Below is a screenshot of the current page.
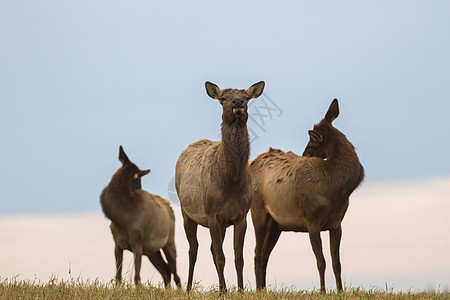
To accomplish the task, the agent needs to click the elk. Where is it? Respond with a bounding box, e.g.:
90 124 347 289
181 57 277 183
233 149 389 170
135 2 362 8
100 146 181 287
250 99 364 293
175 81 265 292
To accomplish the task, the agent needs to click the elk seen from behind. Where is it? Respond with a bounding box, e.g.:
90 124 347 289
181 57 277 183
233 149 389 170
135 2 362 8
100 146 181 287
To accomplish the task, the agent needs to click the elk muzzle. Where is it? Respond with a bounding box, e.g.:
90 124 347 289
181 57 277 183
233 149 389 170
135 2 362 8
233 107 245 114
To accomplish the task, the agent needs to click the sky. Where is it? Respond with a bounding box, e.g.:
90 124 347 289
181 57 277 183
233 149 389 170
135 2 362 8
1 0 449 292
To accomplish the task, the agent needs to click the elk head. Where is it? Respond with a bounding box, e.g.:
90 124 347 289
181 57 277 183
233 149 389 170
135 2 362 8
117 146 150 195
303 98 340 159
205 81 265 125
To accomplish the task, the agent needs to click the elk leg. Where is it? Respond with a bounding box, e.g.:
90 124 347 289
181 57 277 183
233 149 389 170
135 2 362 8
253 211 281 290
209 219 227 293
163 242 181 288
210 227 226 265
134 249 143 285
233 217 247 290
209 227 226 290
260 217 282 289
114 245 123 284
308 227 326 293
329 225 343 292
252 209 268 290
149 251 171 287
183 214 198 292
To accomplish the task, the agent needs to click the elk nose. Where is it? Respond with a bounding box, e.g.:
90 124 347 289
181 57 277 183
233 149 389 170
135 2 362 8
232 99 244 107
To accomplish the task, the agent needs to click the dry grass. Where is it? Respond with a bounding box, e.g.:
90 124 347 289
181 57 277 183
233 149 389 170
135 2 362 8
0 277 448 299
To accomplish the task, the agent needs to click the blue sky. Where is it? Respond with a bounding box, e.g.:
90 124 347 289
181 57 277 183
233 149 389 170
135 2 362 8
1 1 449 216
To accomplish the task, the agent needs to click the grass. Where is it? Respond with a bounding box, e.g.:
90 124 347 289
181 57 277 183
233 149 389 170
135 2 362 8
0 277 448 299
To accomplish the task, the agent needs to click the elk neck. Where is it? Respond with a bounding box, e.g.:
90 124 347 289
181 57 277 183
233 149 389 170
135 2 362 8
217 118 250 181
323 132 365 193
100 174 141 225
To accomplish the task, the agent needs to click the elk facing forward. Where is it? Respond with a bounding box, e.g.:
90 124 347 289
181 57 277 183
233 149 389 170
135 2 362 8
250 99 364 292
175 81 265 292
100 146 181 287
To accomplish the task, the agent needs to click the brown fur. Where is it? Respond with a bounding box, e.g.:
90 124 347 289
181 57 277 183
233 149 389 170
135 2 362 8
250 99 364 293
175 81 265 292
100 146 181 287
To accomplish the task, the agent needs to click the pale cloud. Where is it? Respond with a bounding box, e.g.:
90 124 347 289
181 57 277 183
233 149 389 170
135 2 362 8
1 178 449 291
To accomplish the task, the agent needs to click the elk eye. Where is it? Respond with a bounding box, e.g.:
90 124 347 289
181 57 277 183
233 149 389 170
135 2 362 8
133 173 139 179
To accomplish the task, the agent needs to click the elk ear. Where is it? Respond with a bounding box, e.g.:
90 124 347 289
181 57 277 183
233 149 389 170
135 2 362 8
205 81 222 100
246 81 265 99
325 98 339 123
139 169 150 177
119 145 130 165
308 130 323 143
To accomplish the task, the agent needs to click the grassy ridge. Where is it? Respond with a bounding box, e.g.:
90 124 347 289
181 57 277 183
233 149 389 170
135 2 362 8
1 278 448 299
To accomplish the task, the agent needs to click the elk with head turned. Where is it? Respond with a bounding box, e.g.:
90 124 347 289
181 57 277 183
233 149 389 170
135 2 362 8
100 146 181 287
250 99 364 293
